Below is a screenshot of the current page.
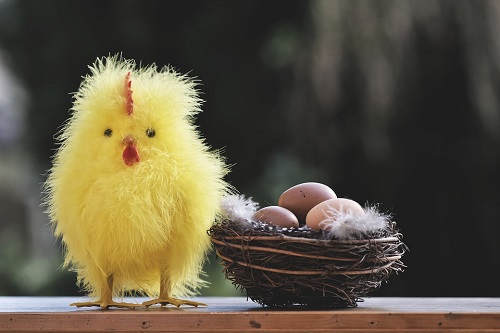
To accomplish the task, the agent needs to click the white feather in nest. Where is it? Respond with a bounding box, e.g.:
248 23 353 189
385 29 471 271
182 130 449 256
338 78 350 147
220 194 259 226
320 205 391 240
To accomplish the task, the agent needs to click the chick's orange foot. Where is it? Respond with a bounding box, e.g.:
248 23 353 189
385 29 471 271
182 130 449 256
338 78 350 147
142 297 207 308
70 300 139 310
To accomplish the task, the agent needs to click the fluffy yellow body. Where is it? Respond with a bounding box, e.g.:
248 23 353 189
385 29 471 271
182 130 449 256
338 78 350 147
44 56 229 307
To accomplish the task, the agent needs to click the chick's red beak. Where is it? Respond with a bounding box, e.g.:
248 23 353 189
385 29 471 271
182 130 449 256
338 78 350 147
122 135 140 166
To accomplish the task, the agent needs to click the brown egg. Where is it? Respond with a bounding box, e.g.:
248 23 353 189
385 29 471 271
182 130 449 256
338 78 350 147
278 182 337 225
252 206 299 228
306 198 364 231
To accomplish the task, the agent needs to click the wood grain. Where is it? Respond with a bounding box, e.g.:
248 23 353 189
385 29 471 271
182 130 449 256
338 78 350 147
1 297 499 332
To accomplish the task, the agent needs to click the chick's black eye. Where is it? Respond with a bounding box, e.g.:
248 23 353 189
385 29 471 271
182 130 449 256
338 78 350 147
146 128 156 138
104 128 113 137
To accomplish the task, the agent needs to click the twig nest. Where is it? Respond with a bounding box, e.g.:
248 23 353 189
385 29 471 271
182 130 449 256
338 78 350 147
211 189 406 309
209 218 406 308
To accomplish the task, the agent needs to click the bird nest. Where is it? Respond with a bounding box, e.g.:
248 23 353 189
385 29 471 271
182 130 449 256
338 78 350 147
209 220 406 308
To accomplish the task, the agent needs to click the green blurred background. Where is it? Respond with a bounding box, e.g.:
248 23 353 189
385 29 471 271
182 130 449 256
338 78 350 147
0 0 499 298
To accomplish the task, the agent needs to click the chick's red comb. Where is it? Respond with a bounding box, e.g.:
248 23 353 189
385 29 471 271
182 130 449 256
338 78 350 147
124 72 133 116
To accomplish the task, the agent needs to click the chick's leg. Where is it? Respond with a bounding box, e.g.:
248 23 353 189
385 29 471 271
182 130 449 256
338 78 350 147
70 274 139 309
142 271 206 308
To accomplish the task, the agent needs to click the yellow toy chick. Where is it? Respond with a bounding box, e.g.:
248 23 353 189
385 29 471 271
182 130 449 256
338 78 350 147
44 55 229 309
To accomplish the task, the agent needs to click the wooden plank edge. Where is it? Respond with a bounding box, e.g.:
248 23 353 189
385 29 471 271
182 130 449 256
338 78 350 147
1 311 500 333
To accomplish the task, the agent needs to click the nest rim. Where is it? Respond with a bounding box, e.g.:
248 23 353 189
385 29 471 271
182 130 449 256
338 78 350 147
211 236 403 276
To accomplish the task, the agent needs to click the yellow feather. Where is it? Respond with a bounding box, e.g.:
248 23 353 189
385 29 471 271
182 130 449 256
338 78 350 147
44 55 230 300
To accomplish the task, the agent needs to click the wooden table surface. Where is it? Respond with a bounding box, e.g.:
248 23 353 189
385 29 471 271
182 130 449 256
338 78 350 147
1 297 499 333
